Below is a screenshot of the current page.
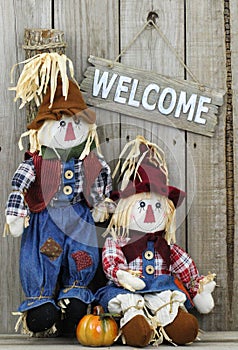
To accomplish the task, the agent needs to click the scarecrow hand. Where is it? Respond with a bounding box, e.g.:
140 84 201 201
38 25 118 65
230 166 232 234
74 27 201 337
92 202 107 222
116 270 146 292
127 269 143 278
92 199 116 222
193 280 216 314
6 215 24 237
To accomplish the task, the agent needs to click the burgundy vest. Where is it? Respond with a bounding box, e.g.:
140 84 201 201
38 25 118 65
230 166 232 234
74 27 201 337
24 152 61 213
24 151 102 212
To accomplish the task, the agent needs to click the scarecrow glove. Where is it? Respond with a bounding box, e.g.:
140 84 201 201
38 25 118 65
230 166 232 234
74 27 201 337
193 281 216 314
91 202 106 222
92 198 116 222
6 215 24 237
116 270 146 292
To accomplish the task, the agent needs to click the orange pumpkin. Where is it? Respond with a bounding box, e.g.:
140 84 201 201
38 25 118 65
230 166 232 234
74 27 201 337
76 305 119 347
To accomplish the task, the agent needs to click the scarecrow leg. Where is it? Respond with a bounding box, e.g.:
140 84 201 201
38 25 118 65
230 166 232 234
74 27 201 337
108 293 153 347
26 303 61 334
144 291 199 345
57 298 88 337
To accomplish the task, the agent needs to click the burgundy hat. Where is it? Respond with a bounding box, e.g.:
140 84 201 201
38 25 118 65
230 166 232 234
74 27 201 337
27 78 96 130
112 158 185 208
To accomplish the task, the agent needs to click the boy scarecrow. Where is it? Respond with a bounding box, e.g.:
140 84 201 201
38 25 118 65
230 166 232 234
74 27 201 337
96 136 216 346
5 53 112 336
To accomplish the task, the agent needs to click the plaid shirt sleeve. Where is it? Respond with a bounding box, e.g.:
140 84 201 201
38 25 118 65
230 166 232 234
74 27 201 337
5 159 35 217
102 237 129 285
170 244 204 299
89 156 112 206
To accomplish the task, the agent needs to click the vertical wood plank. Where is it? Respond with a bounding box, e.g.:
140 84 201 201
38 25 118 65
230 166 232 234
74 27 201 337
0 0 51 333
119 0 187 247
229 0 238 330
186 0 227 330
54 0 120 177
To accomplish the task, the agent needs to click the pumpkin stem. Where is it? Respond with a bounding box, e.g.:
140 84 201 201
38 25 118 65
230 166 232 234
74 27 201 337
93 305 104 316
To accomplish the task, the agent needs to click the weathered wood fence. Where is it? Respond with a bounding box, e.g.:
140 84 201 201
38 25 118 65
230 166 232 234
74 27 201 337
0 0 237 333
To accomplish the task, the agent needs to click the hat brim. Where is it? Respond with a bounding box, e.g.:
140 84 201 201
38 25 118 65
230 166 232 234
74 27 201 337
27 78 96 130
27 107 96 130
111 181 185 208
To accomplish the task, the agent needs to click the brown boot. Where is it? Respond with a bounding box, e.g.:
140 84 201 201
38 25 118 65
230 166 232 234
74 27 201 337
164 308 199 345
121 315 153 347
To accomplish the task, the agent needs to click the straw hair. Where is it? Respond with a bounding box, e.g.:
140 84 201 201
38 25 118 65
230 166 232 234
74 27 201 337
9 52 79 109
79 124 102 159
112 135 169 191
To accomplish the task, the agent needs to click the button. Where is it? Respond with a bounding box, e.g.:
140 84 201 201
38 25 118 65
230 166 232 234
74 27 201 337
64 170 74 179
63 185 73 195
144 250 154 260
145 265 154 275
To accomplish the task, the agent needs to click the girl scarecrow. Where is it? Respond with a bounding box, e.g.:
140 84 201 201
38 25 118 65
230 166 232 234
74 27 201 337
96 136 216 347
5 53 112 336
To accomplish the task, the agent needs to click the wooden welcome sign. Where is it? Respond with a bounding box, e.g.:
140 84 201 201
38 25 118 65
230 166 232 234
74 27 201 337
81 56 225 137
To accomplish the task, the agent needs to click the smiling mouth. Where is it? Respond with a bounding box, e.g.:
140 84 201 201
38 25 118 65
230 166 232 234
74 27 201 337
133 216 164 232
53 134 84 148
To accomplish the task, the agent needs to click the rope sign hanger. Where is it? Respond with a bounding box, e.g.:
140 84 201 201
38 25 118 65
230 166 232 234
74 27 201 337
113 17 204 90
80 12 225 137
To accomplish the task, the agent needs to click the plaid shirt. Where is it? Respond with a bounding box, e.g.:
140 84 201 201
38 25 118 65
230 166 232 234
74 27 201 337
6 155 112 217
102 236 203 299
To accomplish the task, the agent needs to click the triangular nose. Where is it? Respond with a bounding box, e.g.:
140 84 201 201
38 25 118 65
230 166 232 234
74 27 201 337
144 204 155 223
64 122 76 141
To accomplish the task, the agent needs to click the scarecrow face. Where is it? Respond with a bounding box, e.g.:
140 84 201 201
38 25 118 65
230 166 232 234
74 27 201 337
37 114 90 149
129 193 167 233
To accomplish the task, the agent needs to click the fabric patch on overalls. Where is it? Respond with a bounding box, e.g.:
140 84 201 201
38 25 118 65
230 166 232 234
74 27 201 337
40 237 63 261
72 251 93 271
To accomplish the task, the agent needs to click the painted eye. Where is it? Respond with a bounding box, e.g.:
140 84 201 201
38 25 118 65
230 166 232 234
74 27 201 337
59 120 66 127
74 118 81 125
138 201 146 212
139 201 146 208
155 202 161 210
73 115 81 125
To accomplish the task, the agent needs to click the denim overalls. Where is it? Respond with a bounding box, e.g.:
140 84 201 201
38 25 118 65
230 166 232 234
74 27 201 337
18 158 99 312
